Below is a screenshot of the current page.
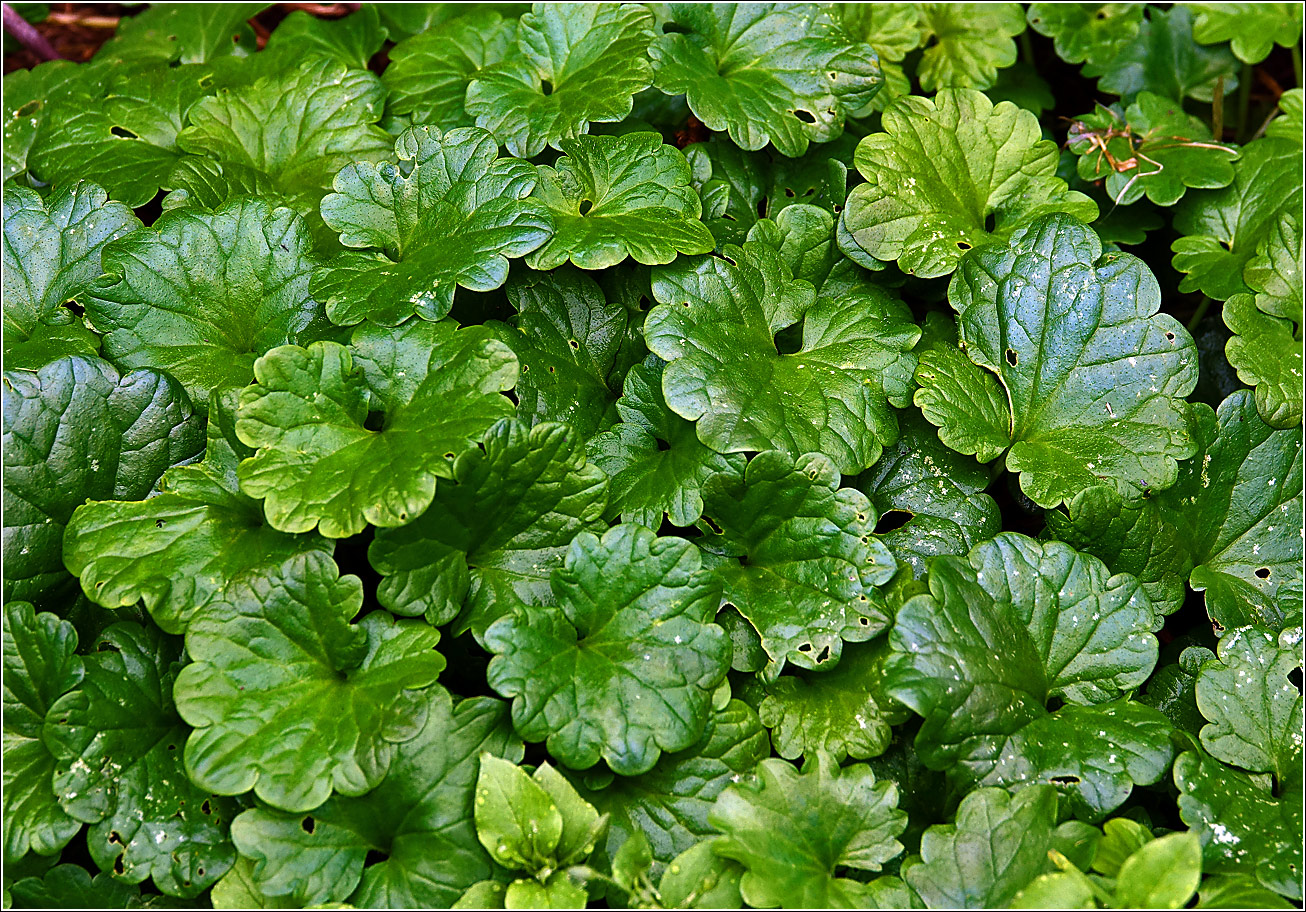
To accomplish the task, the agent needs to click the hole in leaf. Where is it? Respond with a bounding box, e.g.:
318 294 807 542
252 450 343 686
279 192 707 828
540 79 554 96
661 21 691 34
1005 348 1018 366
302 816 316 834
815 644 831 663
108 831 123 845
1289 667 1302 693
756 197 768 219
443 452 456 460
200 799 212 814
983 212 996 233
1050 775 1082 784
956 241 971 250
114 854 126 875
1095 9 1107 18
858 616 870 626
1256 567 1271 579
364 411 385 432
578 199 592 215
875 509 913 533
656 437 670 452
110 125 139 140
794 109 816 124
1165 331 1175 342
167 743 176 751
701 515 723 535
568 338 580 350
155 519 166 528
784 187 795 198
798 643 812 652
364 849 390 866
197 867 205 877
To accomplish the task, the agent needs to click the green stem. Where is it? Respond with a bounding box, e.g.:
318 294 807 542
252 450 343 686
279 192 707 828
1019 29 1035 66
1293 42 1302 88
1187 296 1212 333
1236 62 1253 142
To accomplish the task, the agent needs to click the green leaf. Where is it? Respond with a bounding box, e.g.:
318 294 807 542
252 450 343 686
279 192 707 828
312 126 550 326
369 418 608 628
29 63 213 208
8 864 144 909
911 314 1013 464
465 2 654 158
1139 646 1210 737
1196 626 1303 788
173 552 446 813
1224 296 1303 430
85 198 327 403
698 450 896 676
2 60 99 183
2 603 83 862
1172 138 1304 300
525 133 714 271
650 4 883 158
491 267 629 440
1026 3 1145 67
229 693 523 906
1069 92 1238 207
908 785 1068 909
709 752 906 909
832 4 921 111
887 532 1171 819
2 182 138 368
577 699 768 870
843 89 1097 278
174 56 391 219
43 622 235 896
3 354 204 607
1175 750 1302 900
657 839 745 909
1047 391 1303 631
1266 88 1303 143
1197 874 1295 909
263 6 387 70
758 639 908 763
1188 3 1304 64
63 391 333 636
383 10 517 128
1113 831 1203 908
855 410 1001 579
1084 5 1240 103
647 243 918 474
93 3 267 65
484 524 730 776
235 321 517 538
920 214 1198 508
588 356 746 530
1011 872 1096 909
1244 211 1303 326
915 3 1026 91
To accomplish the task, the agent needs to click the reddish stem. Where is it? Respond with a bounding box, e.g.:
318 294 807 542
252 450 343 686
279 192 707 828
2 2 61 60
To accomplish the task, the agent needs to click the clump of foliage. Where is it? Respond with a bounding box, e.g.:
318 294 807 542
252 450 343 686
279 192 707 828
2 2 1302 910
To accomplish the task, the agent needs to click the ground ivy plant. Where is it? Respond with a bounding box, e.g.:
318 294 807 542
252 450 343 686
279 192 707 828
2 2 1302 910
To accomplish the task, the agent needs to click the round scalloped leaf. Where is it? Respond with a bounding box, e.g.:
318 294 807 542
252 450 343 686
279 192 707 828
64 394 333 636
709 752 906 909
3 603 84 863
1083 5 1240 104
588 356 746 530
383 10 517 127
1048 391 1303 632
262 6 387 70
3 60 100 183
920 215 1198 509
886 532 1170 819
235 321 517 538
8 864 143 910
2 182 138 369
699 450 896 677
369 418 608 628
173 552 446 813
92 4 266 65
576 699 768 871
525 133 714 271
84 197 327 403
44 622 236 897
1026 4 1144 67
465 2 654 158
1188 2 1304 64
227 693 522 907
484 524 730 776
650 4 883 158
647 244 918 474
915 3 1025 91
843 89 1097 278
3 355 204 607
1224 296 1303 430
313 126 552 326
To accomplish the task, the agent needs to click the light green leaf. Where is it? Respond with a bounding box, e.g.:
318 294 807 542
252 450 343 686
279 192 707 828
465 2 654 158
263 6 387 70
369 418 608 629
1189 2 1304 64
915 3 1026 91
1114 829 1203 908
312 125 551 326
1084 5 1240 103
1048 391 1303 631
1011 872 1096 909
710 752 906 909
647 243 918 474
3 355 204 608
173 552 446 813
832 4 920 111
383 10 517 128
1172 138 1303 301
843 89 1097 278
44 622 235 897
1027 3 1145 66
93 3 267 65
1224 296 1303 430
698 450 896 676
85 198 327 403
1197 874 1295 909
526 133 713 271
1266 88 1303 143
920 214 1198 508
657 839 745 909
650 3 883 158
484 524 730 776
235 321 517 538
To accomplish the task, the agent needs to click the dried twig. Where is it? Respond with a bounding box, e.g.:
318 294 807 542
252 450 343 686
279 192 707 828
2 2 61 61
44 11 121 28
